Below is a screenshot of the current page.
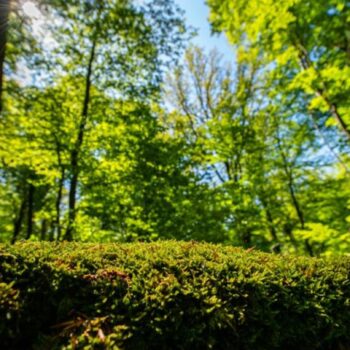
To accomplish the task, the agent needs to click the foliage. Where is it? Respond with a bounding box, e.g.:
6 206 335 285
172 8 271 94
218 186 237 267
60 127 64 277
1 241 350 349
206 0 350 255
165 46 350 256
0 0 349 257
0 0 204 244
207 0 350 140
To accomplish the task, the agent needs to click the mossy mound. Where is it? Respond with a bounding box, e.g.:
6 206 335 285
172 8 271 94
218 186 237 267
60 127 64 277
1 241 349 349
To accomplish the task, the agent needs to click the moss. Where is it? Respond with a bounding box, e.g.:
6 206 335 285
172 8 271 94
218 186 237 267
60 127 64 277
0 241 349 349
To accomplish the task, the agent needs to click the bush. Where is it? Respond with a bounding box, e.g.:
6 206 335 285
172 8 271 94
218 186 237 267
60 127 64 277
0 241 350 349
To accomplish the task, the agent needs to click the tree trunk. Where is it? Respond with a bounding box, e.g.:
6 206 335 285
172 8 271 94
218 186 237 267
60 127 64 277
40 219 48 240
285 176 314 256
11 195 26 244
25 183 35 240
287 179 304 228
55 167 65 240
242 229 252 248
49 220 55 241
260 196 281 253
283 222 298 249
266 208 278 240
0 0 10 113
276 135 314 257
64 36 97 241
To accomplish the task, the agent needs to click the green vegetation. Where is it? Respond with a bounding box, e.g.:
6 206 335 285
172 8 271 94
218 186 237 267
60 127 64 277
0 0 349 256
1 242 350 349
1 1 350 347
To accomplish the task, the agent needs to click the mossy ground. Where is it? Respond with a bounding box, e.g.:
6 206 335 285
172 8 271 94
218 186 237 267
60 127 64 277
1 241 350 349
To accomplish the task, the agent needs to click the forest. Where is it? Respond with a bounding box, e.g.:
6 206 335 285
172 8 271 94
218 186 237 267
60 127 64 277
0 0 350 257
1 1 350 349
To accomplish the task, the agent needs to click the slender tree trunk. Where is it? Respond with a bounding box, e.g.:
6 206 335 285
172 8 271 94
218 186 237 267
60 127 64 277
287 179 304 227
283 222 298 249
286 172 314 256
65 153 78 240
26 183 35 240
263 201 279 241
11 195 26 244
40 219 48 240
52 138 65 240
0 0 10 113
242 229 252 248
260 195 281 253
49 220 55 241
64 36 97 241
265 208 278 241
224 161 232 181
55 167 65 240
276 135 314 256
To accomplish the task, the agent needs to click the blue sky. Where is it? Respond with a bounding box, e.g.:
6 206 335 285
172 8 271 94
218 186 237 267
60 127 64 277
175 0 234 61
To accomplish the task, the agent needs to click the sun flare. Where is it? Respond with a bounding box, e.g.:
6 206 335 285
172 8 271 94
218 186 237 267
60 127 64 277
22 1 41 19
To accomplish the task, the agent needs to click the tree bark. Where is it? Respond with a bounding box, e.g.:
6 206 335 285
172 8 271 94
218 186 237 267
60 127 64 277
0 0 10 113
64 36 97 241
49 220 55 241
55 169 64 240
40 219 48 240
11 195 26 244
55 167 65 240
25 183 35 240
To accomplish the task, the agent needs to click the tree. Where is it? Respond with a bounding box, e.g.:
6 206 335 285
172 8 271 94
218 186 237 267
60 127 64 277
165 46 350 255
38 0 188 240
1 0 349 256
0 0 189 242
166 46 273 247
0 0 11 113
208 0 350 143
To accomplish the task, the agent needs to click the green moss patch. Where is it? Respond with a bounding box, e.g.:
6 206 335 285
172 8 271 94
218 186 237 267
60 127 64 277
1 242 349 349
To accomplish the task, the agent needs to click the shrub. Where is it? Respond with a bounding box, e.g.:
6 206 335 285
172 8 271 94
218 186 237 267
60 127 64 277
0 241 349 349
